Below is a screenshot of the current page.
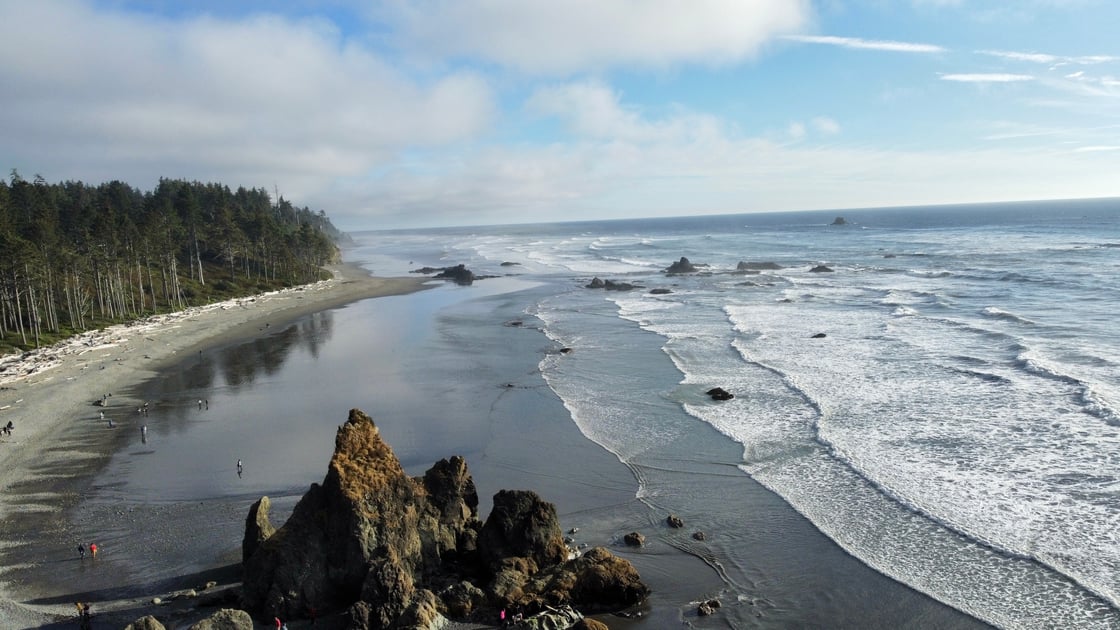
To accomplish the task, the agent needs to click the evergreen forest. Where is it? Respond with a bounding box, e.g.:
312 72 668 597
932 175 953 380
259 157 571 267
0 172 344 355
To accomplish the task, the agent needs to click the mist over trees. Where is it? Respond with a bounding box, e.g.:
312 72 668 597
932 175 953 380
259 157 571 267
0 171 342 353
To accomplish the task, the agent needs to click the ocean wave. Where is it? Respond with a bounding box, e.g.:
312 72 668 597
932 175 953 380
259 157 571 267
982 306 1036 325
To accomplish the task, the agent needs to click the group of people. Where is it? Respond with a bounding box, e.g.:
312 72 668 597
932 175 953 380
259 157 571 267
74 602 92 630
77 542 98 559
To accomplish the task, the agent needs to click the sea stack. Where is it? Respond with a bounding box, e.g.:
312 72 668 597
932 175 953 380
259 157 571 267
241 408 648 626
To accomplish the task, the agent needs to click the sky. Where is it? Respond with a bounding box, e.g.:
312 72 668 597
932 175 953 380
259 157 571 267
1 1 1118 230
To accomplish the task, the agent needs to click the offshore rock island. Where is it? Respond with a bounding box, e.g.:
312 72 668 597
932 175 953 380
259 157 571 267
240 408 649 628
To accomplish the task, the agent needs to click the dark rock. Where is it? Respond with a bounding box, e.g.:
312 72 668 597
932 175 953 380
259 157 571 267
691 531 706 541
586 278 637 291
665 257 698 274
883 253 896 259
478 490 568 571
500 262 521 267
435 264 476 285
666 514 684 529
574 619 610 630
409 266 443 274
737 261 783 271
698 598 722 616
527 547 649 613
809 265 834 273
706 387 734 401
439 581 487 618
603 280 636 291
242 496 275 563
810 333 827 339
623 532 645 547
831 216 847 225
123 616 166 630
560 348 573 354
186 608 253 630
648 288 672 295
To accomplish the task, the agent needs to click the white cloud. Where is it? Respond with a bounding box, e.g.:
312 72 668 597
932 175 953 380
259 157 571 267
977 49 1059 64
1074 145 1120 152
788 122 807 139
784 34 946 54
812 117 841 134
978 49 1118 66
940 73 1036 82
380 0 812 74
526 81 724 144
0 0 495 199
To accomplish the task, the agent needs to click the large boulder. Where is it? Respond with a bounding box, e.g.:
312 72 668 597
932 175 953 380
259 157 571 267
187 608 254 630
242 496 275 563
123 616 166 630
478 490 567 572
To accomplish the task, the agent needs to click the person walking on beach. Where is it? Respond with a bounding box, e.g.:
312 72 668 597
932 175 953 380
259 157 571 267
237 459 243 476
77 543 85 559
89 542 97 558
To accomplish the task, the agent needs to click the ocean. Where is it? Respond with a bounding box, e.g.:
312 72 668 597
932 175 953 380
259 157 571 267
347 198 1120 629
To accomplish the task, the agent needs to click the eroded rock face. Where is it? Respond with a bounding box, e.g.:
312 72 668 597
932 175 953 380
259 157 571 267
242 408 648 628
242 496 275 563
187 608 254 630
478 490 568 571
242 409 482 620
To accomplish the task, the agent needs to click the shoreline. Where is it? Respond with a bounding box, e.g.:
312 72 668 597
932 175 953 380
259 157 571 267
0 264 430 628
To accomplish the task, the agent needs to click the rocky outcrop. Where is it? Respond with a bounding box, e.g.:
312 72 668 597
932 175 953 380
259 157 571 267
187 608 254 630
648 288 672 295
666 514 683 529
574 619 610 630
124 616 166 630
697 598 721 617
435 264 476 285
665 257 698 274
831 216 847 225
809 265 834 273
585 278 637 291
706 387 734 401
622 532 644 547
242 497 275 563
242 408 647 628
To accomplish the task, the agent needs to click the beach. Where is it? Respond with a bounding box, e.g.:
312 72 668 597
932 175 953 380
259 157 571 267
0 242 996 630
0 264 428 628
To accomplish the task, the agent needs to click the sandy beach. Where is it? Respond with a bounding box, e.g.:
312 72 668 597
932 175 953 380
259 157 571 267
0 264 429 628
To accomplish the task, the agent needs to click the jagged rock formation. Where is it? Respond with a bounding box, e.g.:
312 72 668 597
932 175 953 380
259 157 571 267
242 409 648 627
664 257 698 274
434 264 476 285
809 265 834 273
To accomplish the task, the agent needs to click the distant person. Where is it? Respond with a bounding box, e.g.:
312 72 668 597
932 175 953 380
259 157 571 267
77 543 85 559
198 399 203 410
89 543 98 558
205 399 209 409
237 459 243 476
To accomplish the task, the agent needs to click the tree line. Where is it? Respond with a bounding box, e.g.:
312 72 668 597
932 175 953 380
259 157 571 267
0 171 343 353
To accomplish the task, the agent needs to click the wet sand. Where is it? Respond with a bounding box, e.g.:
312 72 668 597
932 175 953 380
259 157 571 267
0 265 428 628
